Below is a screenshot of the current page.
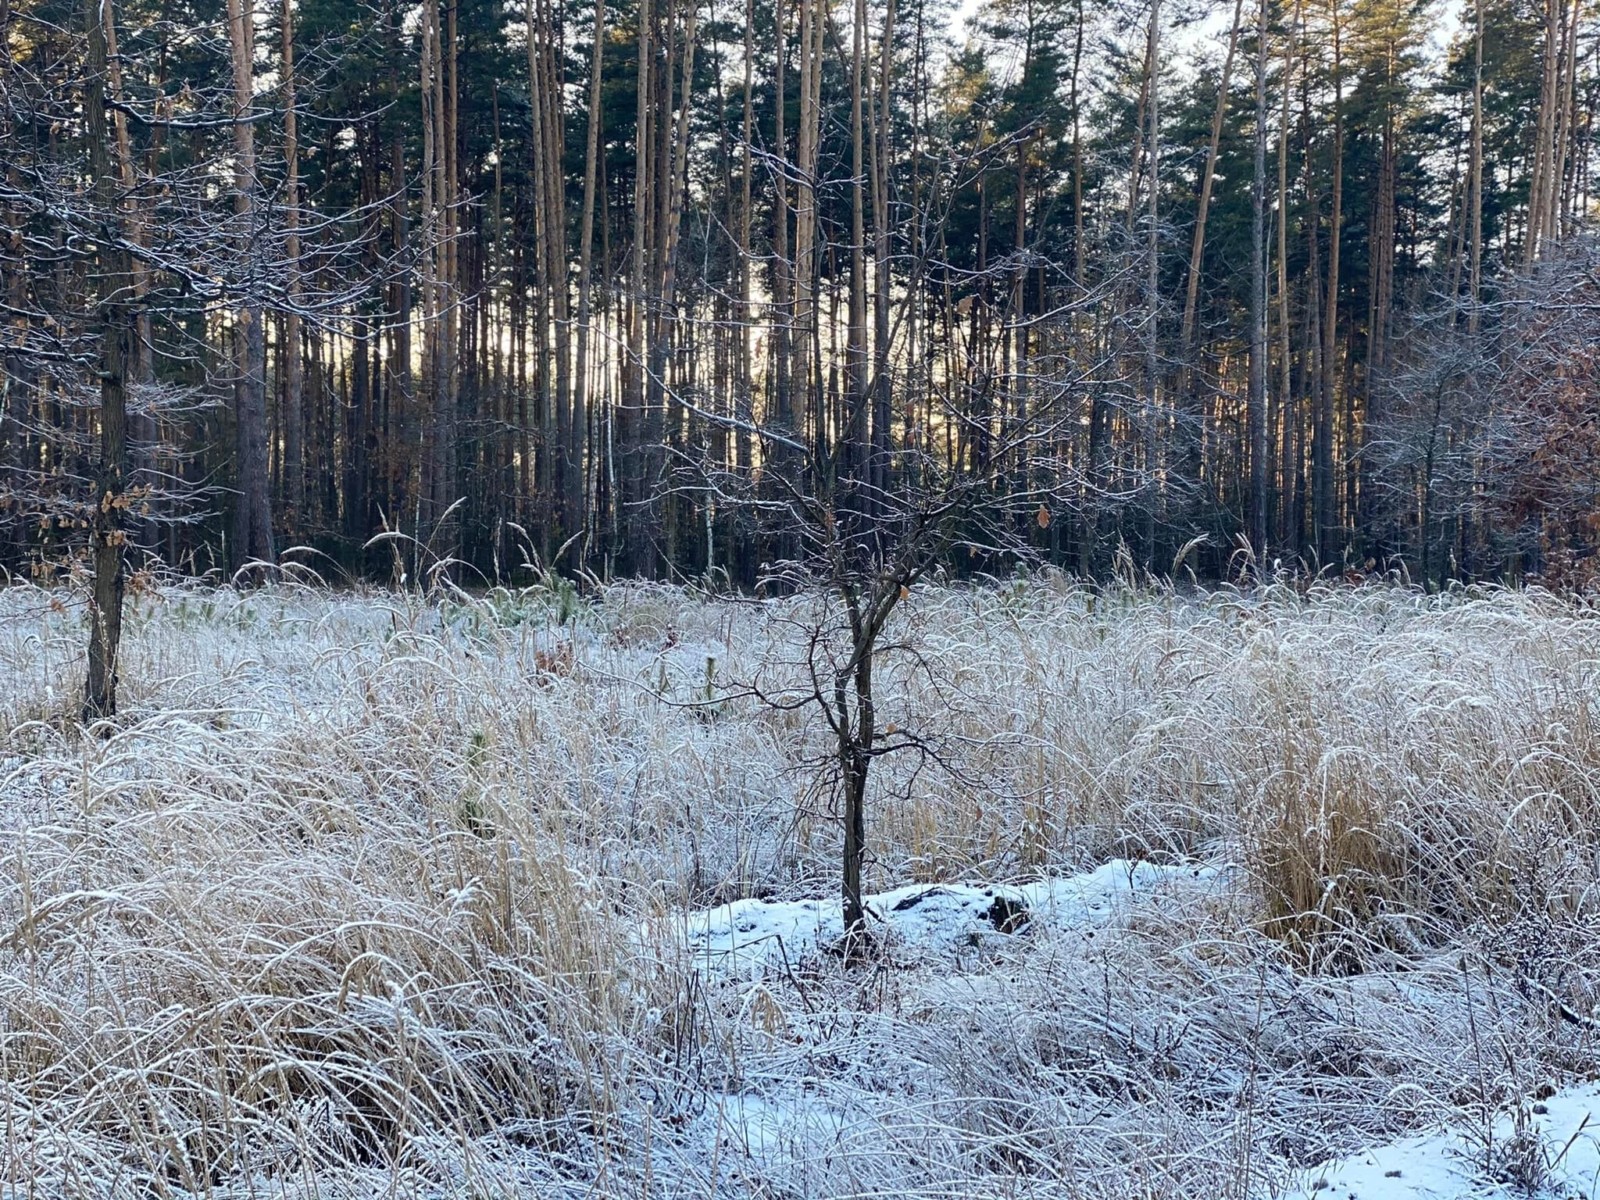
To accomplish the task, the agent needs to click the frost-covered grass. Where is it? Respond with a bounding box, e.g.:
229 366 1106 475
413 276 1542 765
4 576 1600 1197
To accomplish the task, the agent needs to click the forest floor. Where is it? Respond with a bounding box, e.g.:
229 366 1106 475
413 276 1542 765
4 575 1600 1198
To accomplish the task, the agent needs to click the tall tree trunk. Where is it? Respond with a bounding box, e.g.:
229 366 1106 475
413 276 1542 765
1179 0 1243 518
227 0 274 569
1316 0 1343 561
1248 0 1268 558
1142 0 1162 563
846 0 869 527
735 0 755 541
1467 0 1483 334
795 0 824 470
528 0 573 541
1526 0 1562 261
422 0 458 552
281 0 304 532
1008 14 1030 512
772 0 791 442
1071 0 1098 571
653 0 698 573
383 5 414 542
527 0 554 545
419 3 439 544
1548 0 1578 243
84 0 131 720
624 0 653 570
100 3 155 556
870 0 894 513
575 0 606 553
766 0 799 566
1359 34 1398 555
1276 0 1295 550
441 0 460 553
1180 0 1244 357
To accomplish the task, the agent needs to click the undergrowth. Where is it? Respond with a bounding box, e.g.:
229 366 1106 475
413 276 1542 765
2 577 1598 1196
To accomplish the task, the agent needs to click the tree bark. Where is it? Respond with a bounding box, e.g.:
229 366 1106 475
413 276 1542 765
1180 0 1244 357
870 0 894 512
846 0 869 526
1316 0 1343 562
84 0 131 720
1248 0 1268 558
575 0 606 551
624 0 653 570
1142 0 1162 562
1467 0 1483 334
226 0 274 569
1276 0 1294 549
281 0 304 531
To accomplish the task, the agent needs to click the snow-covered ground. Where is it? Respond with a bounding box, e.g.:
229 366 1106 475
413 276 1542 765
5 578 1600 1198
673 858 1222 976
680 856 1600 1200
1286 1082 1600 1199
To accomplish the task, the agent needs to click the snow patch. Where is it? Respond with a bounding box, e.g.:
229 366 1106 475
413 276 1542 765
671 858 1218 977
1286 1080 1600 1199
709 1089 849 1163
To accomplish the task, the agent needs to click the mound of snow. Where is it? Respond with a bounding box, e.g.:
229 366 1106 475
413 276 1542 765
672 859 1218 977
1287 1081 1600 1199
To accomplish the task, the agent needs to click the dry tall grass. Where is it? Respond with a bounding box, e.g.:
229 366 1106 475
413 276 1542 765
2 576 1599 1196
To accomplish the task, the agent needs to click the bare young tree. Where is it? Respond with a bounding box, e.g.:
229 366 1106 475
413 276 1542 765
663 121 1126 932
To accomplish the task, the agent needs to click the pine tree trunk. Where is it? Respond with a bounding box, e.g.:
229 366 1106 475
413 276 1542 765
736 0 755 537
227 0 274 570
871 0 894 512
1248 0 1268 559
1467 0 1483 334
1142 0 1162 564
1317 0 1342 562
575 0 606 554
1276 0 1295 550
846 0 869 527
1181 0 1243 356
281 0 304 532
